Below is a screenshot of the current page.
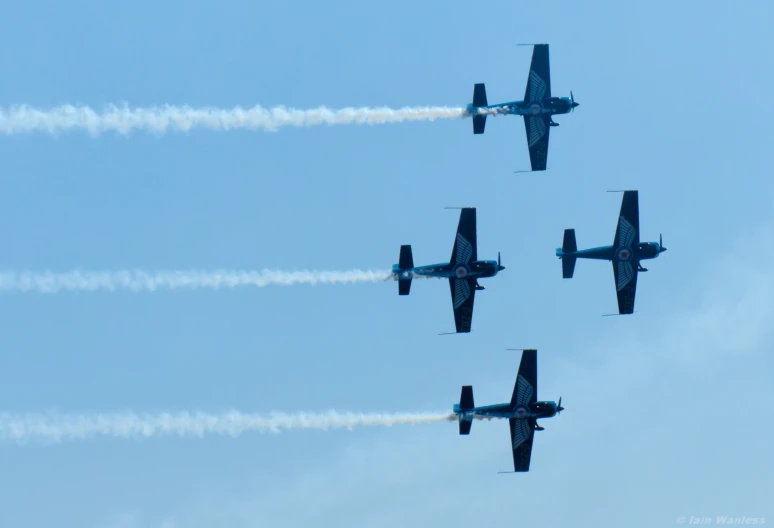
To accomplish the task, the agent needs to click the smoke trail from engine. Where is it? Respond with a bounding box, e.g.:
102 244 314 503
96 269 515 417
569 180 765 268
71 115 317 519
0 410 458 443
0 103 493 136
0 269 392 294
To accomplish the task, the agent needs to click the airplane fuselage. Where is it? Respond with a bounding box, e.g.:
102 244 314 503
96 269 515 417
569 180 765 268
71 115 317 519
392 259 502 281
453 400 560 421
466 96 575 119
559 241 664 263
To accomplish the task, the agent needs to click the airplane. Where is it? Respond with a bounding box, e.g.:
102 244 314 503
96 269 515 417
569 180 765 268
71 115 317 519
556 190 667 314
392 207 505 333
464 43 578 172
453 349 563 473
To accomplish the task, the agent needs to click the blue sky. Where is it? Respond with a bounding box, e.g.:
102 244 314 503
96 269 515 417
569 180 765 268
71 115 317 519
0 0 772 526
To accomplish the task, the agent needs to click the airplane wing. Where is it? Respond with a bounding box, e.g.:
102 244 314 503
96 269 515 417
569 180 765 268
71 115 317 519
523 44 551 103
509 417 536 472
447 208 477 333
510 349 537 407
450 208 477 266
449 278 475 333
613 191 640 248
614 262 638 314
507 349 538 471
521 44 551 171
524 115 550 171
612 191 640 314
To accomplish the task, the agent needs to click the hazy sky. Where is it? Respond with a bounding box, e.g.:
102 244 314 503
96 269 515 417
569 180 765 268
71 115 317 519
0 1 772 527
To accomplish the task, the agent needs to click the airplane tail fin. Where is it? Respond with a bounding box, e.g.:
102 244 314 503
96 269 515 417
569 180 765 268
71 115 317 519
472 83 487 134
559 229 577 279
398 245 413 295
458 385 474 435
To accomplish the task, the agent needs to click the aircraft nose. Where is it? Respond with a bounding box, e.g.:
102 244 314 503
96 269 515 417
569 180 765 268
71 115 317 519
498 265 506 271
572 102 579 108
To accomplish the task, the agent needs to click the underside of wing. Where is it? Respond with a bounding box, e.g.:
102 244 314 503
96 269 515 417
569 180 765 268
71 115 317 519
614 191 640 248
450 208 477 265
449 278 475 333
523 44 551 103
523 115 550 171
613 260 638 314
509 417 535 472
511 349 537 406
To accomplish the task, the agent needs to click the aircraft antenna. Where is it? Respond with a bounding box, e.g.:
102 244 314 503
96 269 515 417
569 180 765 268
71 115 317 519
514 168 549 174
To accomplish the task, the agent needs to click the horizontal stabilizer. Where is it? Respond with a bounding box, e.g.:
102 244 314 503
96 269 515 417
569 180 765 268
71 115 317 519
562 257 577 279
472 83 488 107
458 385 474 435
472 83 487 134
562 229 577 253
399 245 414 270
459 385 474 410
459 420 472 435
561 229 577 278
473 115 486 134
397 245 413 295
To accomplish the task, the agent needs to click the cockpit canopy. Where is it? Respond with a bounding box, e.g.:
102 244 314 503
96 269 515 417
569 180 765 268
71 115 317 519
636 242 662 259
542 94 578 114
531 401 558 418
471 260 497 274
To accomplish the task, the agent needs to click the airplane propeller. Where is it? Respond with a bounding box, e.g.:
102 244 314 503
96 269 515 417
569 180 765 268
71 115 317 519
570 91 579 112
556 397 564 414
498 251 505 271
660 233 667 252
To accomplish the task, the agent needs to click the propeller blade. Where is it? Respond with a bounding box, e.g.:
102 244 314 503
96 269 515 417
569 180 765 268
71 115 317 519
498 251 501 267
557 396 564 413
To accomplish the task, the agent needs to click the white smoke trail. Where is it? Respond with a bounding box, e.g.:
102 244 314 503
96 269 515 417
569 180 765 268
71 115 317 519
0 269 391 294
0 410 457 443
0 103 494 136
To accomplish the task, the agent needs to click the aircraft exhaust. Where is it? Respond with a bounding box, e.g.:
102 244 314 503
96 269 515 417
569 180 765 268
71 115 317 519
0 410 457 443
0 103 501 137
0 269 392 294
